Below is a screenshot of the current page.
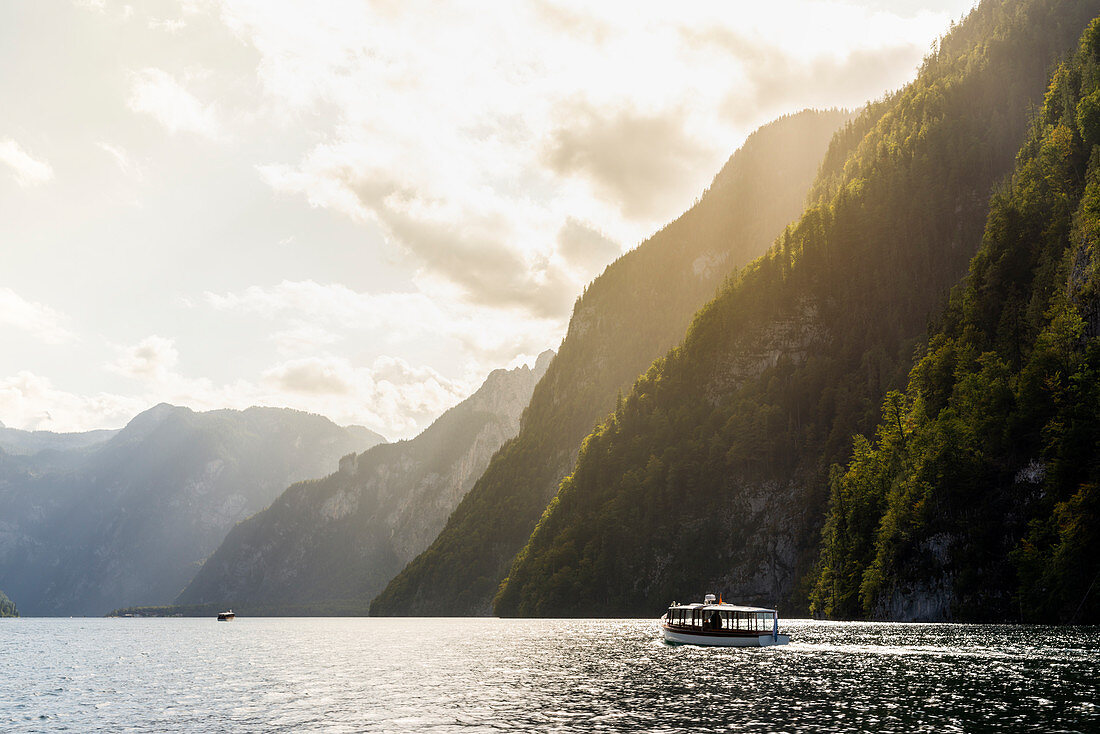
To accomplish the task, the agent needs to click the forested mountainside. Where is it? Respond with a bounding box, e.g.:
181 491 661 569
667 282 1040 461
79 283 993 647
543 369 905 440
0 589 16 617
371 109 850 616
176 353 552 611
0 405 383 616
494 0 1100 618
810 21 1100 624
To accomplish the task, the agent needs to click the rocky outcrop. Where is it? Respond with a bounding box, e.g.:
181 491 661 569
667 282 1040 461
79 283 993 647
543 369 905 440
0 588 17 617
175 352 553 610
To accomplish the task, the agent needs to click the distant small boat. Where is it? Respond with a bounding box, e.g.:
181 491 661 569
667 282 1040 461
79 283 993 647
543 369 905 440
660 594 789 647
217 610 235 621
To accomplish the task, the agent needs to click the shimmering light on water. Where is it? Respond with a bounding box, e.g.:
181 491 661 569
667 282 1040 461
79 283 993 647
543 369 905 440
0 618 1096 732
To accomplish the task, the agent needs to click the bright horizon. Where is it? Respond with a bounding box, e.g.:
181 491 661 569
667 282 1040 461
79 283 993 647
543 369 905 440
1 0 977 440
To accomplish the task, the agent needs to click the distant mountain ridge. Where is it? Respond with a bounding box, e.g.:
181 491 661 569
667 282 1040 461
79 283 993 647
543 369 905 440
176 352 553 611
371 108 851 616
0 404 384 616
0 424 118 456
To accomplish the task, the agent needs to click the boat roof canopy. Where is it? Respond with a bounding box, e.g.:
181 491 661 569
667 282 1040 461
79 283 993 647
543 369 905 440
668 602 775 614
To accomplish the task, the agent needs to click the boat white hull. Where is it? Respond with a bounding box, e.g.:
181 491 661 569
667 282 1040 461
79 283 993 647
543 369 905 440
660 624 789 647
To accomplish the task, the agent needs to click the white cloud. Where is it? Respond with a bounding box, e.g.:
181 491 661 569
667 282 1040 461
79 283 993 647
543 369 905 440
0 139 54 187
544 104 712 220
270 320 341 355
258 157 587 319
0 371 143 433
106 335 180 381
0 287 74 343
261 353 466 434
262 355 353 395
684 27 928 125
205 280 429 323
206 0 954 323
127 67 220 137
204 279 562 368
97 141 144 180
149 17 187 33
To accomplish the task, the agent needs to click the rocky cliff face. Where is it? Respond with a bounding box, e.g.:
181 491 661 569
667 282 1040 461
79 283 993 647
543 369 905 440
175 352 553 610
0 406 383 616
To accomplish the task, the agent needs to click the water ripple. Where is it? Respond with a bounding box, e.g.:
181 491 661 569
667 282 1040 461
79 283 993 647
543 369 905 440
0 618 1096 732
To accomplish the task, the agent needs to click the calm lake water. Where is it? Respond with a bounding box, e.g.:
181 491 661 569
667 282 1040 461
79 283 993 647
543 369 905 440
0 617 1096 732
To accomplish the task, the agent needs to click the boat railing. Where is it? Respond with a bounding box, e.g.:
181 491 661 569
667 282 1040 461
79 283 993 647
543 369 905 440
664 608 776 633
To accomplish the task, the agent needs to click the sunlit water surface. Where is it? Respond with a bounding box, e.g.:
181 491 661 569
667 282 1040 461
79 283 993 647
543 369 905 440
0 618 1096 732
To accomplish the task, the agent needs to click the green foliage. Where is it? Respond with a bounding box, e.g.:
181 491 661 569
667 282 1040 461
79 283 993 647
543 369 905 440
811 19 1100 623
494 0 1100 619
371 109 850 616
0 589 17 618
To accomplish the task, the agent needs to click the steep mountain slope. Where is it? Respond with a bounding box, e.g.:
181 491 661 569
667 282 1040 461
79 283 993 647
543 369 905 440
176 353 553 610
810 20 1100 624
371 109 850 616
493 0 1100 618
0 405 383 616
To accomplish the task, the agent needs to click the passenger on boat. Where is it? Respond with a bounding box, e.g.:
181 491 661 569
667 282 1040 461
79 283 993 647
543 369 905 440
709 610 721 630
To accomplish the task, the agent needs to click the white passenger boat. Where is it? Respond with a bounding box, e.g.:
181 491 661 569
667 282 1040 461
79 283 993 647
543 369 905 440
660 594 789 647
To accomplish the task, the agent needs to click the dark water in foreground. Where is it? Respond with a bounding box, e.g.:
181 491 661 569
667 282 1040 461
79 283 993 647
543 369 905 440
0 618 1096 732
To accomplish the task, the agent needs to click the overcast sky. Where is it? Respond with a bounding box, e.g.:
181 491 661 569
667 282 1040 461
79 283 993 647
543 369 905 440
0 0 977 439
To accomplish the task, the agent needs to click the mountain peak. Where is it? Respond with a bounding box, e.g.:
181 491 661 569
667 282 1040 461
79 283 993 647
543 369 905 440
116 403 190 441
534 349 554 377
465 351 556 416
